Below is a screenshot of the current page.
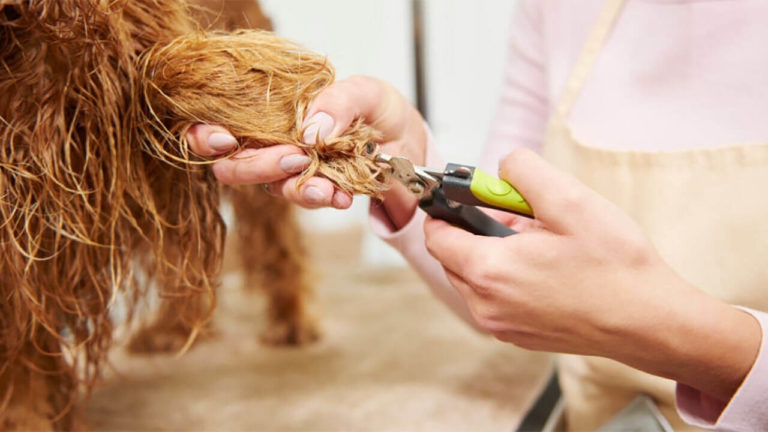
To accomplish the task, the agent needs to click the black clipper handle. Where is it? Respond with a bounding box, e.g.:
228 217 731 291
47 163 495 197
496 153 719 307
419 188 517 238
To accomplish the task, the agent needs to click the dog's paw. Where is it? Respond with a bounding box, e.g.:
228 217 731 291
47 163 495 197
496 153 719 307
260 318 320 346
1 406 54 432
126 322 209 355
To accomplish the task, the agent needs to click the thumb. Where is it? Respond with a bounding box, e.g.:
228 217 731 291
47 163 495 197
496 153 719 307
497 148 600 235
304 76 411 144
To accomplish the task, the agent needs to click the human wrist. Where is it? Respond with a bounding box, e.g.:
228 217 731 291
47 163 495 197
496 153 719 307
608 276 761 402
669 298 761 401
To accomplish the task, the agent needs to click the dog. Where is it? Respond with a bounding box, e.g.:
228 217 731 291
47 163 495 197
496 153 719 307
0 1 384 429
124 0 319 354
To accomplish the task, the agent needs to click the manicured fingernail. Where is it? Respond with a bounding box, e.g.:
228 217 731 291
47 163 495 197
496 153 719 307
304 186 326 204
279 154 311 174
302 112 334 145
208 132 237 151
331 191 352 209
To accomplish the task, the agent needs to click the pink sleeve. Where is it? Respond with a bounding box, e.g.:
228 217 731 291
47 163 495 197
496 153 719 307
479 0 549 173
676 307 768 431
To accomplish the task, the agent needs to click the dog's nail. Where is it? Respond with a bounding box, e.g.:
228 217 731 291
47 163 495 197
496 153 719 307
304 186 326 204
302 112 334 145
208 132 237 151
279 154 311 174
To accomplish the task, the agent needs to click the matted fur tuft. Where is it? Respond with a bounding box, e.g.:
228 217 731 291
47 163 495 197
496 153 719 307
137 30 386 196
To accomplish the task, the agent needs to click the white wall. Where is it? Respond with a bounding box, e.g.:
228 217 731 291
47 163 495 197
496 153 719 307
259 0 518 267
422 0 517 165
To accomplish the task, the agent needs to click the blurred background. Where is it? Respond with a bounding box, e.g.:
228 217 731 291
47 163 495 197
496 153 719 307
259 0 518 266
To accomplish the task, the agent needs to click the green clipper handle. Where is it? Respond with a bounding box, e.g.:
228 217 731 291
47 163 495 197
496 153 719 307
441 163 534 217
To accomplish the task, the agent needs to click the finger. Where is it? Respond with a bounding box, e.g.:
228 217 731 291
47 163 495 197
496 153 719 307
303 75 407 144
498 148 602 234
331 189 354 209
443 268 494 330
269 176 353 210
482 208 543 233
423 217 496 277
186 124 238 157
443 267 475 303
211 145 309 185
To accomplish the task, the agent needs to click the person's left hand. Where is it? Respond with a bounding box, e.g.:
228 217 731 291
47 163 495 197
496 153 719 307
423 148 761 402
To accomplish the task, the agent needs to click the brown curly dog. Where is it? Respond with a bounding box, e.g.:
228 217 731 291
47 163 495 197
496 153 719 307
0 0 385 430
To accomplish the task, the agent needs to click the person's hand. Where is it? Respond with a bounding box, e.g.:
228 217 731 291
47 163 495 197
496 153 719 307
423 148 761 402
186 75 427 221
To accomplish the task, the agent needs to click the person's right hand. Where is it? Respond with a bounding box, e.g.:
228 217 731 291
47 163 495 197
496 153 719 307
186 75 428 224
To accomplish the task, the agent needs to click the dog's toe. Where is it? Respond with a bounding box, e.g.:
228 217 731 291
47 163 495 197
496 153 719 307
260 318 320 346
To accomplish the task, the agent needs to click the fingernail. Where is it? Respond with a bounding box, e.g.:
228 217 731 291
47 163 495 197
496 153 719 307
304 186 326 204
208 132 237 151
302 112 334 145
279 154 311 174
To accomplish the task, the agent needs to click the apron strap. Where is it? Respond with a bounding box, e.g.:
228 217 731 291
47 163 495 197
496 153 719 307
556 0 626 118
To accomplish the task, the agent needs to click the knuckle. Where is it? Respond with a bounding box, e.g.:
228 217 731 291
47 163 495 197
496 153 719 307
325 79 364 105
463 251 496 289
310 85 348 112
475 314 506 335
211 161 239 184
184 131 206 154
526 239 559 267
475 316 498 334
466 273 494 298
423 223 443 255
559 189 588 215
503 148 533 170
279 179 300 199
327 89 354 110
344 74 369 86
467 303 494 329
618 233 656 266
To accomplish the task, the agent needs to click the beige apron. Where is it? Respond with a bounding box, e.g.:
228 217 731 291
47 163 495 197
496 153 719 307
542 0 768 430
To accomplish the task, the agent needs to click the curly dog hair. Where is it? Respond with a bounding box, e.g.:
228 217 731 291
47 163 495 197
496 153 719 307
0 0 386 429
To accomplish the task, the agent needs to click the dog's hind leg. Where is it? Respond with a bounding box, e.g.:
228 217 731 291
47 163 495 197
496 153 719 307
126 294 211 354
229 185 319 345
0 326 76 432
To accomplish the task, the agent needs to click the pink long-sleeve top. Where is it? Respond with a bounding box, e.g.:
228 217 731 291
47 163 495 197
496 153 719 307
370 0 768 430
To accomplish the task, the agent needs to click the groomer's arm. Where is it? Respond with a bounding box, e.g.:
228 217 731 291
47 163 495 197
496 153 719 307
424 148 763 417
